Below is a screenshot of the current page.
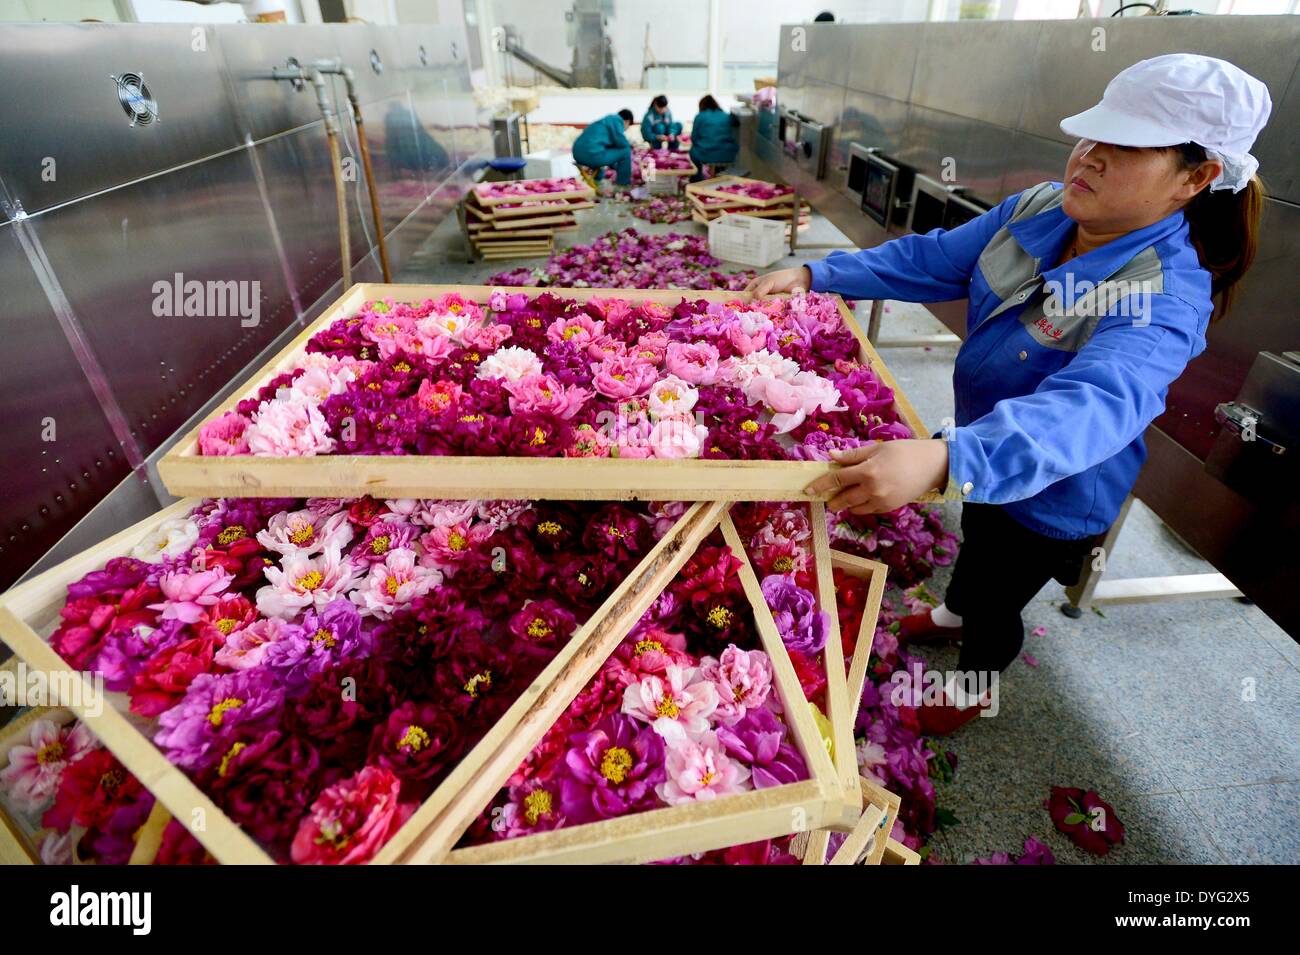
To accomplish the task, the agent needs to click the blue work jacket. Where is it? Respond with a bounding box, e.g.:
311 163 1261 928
808 181 1213 539
689 108 739 163
573 114 631 164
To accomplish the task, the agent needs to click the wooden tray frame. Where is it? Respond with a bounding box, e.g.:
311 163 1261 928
0 703 169 865
687 175 796 209
489 199 594 219
882 836 921 865
472 181 595 207
434 509 848 865
0 498 720 865
157 285 934 503
792 546 888 864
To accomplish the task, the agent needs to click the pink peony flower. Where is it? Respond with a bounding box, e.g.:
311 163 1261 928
213 617 286 670
197 412 251 456
698 646 774 725
621 665 719 735
246 396 335 456
654 721 751 805
546 313 605 349
505 373 594 420
725 311 774 355
257 508 354 557
0 719 98 812
351 548 442 619
476 345 543 382
647 375 698 419
256 546 357 619
664 341 720 385
592 355 658 399
647 416 709 459
150 567 234 624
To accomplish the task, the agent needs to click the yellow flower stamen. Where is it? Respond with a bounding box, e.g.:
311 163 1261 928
296 570 324 592
370 534 391 554
599 746 634 784
36 742 65 766
207 697 245 728
523 789 553 825
218 741 246 778
537 521 562 536
656 693 680 719
706 606 734 629
312 628 337 649
634 639 664 656
399 724 430 753
289 523 315 544
464 670 492 698
216 525 246 545
526 618 551 639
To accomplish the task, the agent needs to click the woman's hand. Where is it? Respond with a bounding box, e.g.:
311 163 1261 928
804 439 950 514
745 266 812 297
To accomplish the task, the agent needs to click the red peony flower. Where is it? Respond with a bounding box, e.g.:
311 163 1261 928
128 633 221 718
41 748 143 833
370 701 463 786
50 584 162 671
291 766 415 865
1046 786 1125 856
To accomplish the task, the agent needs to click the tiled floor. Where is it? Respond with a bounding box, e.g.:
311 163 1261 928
402 190 1300 865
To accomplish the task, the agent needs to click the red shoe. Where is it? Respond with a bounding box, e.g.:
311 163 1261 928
917 692 991 736
897 608 963 646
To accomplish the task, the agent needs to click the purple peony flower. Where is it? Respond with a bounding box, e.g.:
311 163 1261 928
263 598 370 691
154 668 285 771
716 707 808 788
760 574 829 655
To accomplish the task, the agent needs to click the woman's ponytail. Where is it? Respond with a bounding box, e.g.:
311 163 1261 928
1170 143 1265 322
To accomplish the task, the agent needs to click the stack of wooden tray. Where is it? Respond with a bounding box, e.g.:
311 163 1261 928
464 179 595 260
0 284 935 866
686 174 811 233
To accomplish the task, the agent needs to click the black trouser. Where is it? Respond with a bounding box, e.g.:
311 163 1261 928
943 503 1096 677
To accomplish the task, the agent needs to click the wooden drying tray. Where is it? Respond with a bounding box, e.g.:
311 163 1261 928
471 182 595 207
432 509 851 865
687 174 797 209
157 284 934 502
0 499 720 865
490 199 594 220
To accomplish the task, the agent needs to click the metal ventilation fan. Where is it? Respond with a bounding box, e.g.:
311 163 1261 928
112 72 158 127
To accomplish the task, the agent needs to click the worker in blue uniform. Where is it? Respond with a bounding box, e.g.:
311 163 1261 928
641 95 682 151
572 109 635 187
688 95 739 181
748 55 1272 733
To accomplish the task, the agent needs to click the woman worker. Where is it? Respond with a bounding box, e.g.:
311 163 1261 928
572 109 636 188
688 95 739 181
747 55 1271 734
641 95 683 150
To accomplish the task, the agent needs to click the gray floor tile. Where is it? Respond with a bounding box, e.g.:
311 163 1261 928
1183 781 1300 864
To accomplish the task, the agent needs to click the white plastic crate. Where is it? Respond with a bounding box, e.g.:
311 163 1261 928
524 149 579 180
708 214 787 267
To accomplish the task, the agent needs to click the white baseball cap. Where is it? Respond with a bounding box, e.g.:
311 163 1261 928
1059 53 1272 193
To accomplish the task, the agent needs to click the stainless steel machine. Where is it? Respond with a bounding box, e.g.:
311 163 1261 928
746 16 1300 637
0 21 491 591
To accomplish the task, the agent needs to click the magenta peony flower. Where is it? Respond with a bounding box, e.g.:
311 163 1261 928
559 713 666 823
